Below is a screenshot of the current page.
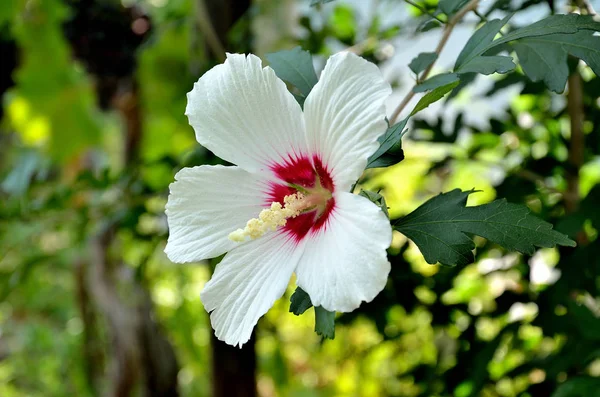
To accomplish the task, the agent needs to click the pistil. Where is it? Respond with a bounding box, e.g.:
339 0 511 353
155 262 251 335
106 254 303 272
228 185 333 242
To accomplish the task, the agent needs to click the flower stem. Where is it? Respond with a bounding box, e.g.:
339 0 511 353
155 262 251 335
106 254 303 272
403 0 447 24
389 0 480 124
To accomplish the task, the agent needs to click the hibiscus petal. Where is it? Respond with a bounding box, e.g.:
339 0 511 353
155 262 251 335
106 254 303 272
295 192 392 312
186 53 307 173
201 233 305 347
165 165 269 263
304 52 392 191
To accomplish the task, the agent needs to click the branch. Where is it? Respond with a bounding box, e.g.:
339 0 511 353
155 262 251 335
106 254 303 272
194 0 227 62
389 0 480 124
565 70 585 215
575 0 597 15
403 0 447 24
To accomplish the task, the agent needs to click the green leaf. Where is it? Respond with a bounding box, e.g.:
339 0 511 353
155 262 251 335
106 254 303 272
454 15 512 70
410 80 460 116
513 32 600 93
457 55 516 75
417 19 443 33
289 287 335 339
0 0 19 28
452 14 600 91
311 0 336 5
551 377 600 397
438 0 469 16
457 14 600 74
289 287 312 315
359 190 389 218
393 189 576 267
9 0 101 163
329 5 356 41
314 307 335 339
414 73 459 92
265 46 318 97
366 152 405 169
409 52 438 76
366 117 408 169
492 13 600 47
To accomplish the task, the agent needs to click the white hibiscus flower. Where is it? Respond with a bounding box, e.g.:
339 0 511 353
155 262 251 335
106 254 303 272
165 52 393 347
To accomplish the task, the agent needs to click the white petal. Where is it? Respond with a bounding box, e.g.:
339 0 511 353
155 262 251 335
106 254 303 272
295 192 392 312
201 233 305 347
186 53 307 173
304 52 392 191
165 165 269 263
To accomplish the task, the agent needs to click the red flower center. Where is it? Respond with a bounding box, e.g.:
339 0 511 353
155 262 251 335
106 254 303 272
268 155 335 242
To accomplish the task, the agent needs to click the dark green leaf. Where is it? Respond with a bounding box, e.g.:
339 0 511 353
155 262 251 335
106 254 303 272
456 14 600 85
289 287 312 315
311 0 336 5
366 152 405 169
265 46 318 97
314 307 335 339
409 52 438 76
513 32 600 93
366 117 409 169
411 80 460 116
492 13 600 47
417 19 443 33
566 301 600 341
456 55 516 75
438 0 469 16
551 377 600 397
393 189 576 267
447 72 476 100
414 73 459 92
293 93 306 108
455 15 512 70
359 190 389 218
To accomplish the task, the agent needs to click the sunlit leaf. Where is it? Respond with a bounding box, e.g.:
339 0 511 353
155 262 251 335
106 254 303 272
329 5 356 41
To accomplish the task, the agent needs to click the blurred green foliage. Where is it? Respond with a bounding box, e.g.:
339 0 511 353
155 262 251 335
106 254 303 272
0 1 599 397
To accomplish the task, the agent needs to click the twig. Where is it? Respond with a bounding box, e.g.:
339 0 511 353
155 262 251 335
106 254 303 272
389 0 480 124
576 0 597 15
194 0 226 62
473 8 487 22
403 0 447 24
565 70 584 214
345 37 378 55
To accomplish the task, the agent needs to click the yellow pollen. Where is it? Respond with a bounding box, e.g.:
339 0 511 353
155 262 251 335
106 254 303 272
228 193 305 242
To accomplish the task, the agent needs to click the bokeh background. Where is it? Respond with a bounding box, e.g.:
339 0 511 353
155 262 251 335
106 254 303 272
1 0 599 396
